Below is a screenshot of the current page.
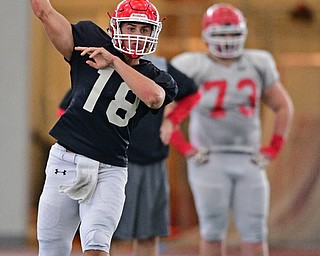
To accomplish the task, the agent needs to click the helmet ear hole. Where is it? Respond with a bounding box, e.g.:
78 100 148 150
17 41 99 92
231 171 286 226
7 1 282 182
202 3 247 59
109 0 162 58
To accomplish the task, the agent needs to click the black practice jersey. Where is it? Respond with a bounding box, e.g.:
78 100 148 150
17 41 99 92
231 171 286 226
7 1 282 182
50 21 177 167
59 89 72 111
127 56 198 164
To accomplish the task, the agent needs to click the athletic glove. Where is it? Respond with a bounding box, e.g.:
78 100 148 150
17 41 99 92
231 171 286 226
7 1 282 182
189 147 210 166
170 129 210 165
260 133 285 159
252 133 285 168
251 151 271 168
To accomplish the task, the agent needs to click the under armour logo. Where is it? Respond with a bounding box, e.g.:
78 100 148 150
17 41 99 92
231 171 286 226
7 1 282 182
55 169 67 175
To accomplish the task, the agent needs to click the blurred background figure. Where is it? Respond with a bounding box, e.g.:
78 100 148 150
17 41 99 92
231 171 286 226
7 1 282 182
171 3 294 256
111 54 201 256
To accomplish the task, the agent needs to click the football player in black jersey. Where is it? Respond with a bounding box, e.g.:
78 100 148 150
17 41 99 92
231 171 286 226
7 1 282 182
58 55 201 256
29 0 177 255
111 56 201 256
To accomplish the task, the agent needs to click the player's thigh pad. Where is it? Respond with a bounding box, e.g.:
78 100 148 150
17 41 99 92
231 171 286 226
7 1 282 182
233 155 270 242
37 143 81 255
187 154 233 240
79 164 127 253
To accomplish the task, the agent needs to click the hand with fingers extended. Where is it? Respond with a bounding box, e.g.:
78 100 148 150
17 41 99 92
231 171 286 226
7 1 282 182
75 46 118 69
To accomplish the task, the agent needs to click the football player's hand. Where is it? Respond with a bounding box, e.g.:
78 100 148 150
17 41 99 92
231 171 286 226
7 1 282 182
160 118 174 145
188 148 210 165
251 134 285 168
251 151 271 168
75 46 117 69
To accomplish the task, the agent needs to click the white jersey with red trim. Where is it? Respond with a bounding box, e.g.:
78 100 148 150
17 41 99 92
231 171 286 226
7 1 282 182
171 49 279 153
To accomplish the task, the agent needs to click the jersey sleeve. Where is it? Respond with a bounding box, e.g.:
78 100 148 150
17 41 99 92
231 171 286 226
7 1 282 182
70 21 120 62
171 52 203 80
167 62 198 100
164 61 201 125
152 67 178 107
71 21 93 47
59 89 72 110
57 89 72 117
246 50 280 90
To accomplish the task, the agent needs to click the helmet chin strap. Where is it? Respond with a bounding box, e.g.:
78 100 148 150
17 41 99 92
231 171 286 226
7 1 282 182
130 52 140 59
122 46 140 59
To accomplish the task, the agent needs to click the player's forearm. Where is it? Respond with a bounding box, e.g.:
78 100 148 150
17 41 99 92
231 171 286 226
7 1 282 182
167 90 201 125
272 112 290 138
263 81 294 138
112 57 165 109
30 0 52 19
30 0 73 60
170 129 195 156
272 96 294 138
262 99 293 159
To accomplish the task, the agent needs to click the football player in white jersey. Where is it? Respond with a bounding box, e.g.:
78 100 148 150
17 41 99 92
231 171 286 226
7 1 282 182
171 3 294 256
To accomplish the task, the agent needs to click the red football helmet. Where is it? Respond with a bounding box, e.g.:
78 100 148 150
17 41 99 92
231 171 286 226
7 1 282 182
202 3 247 59
109 0 162 58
